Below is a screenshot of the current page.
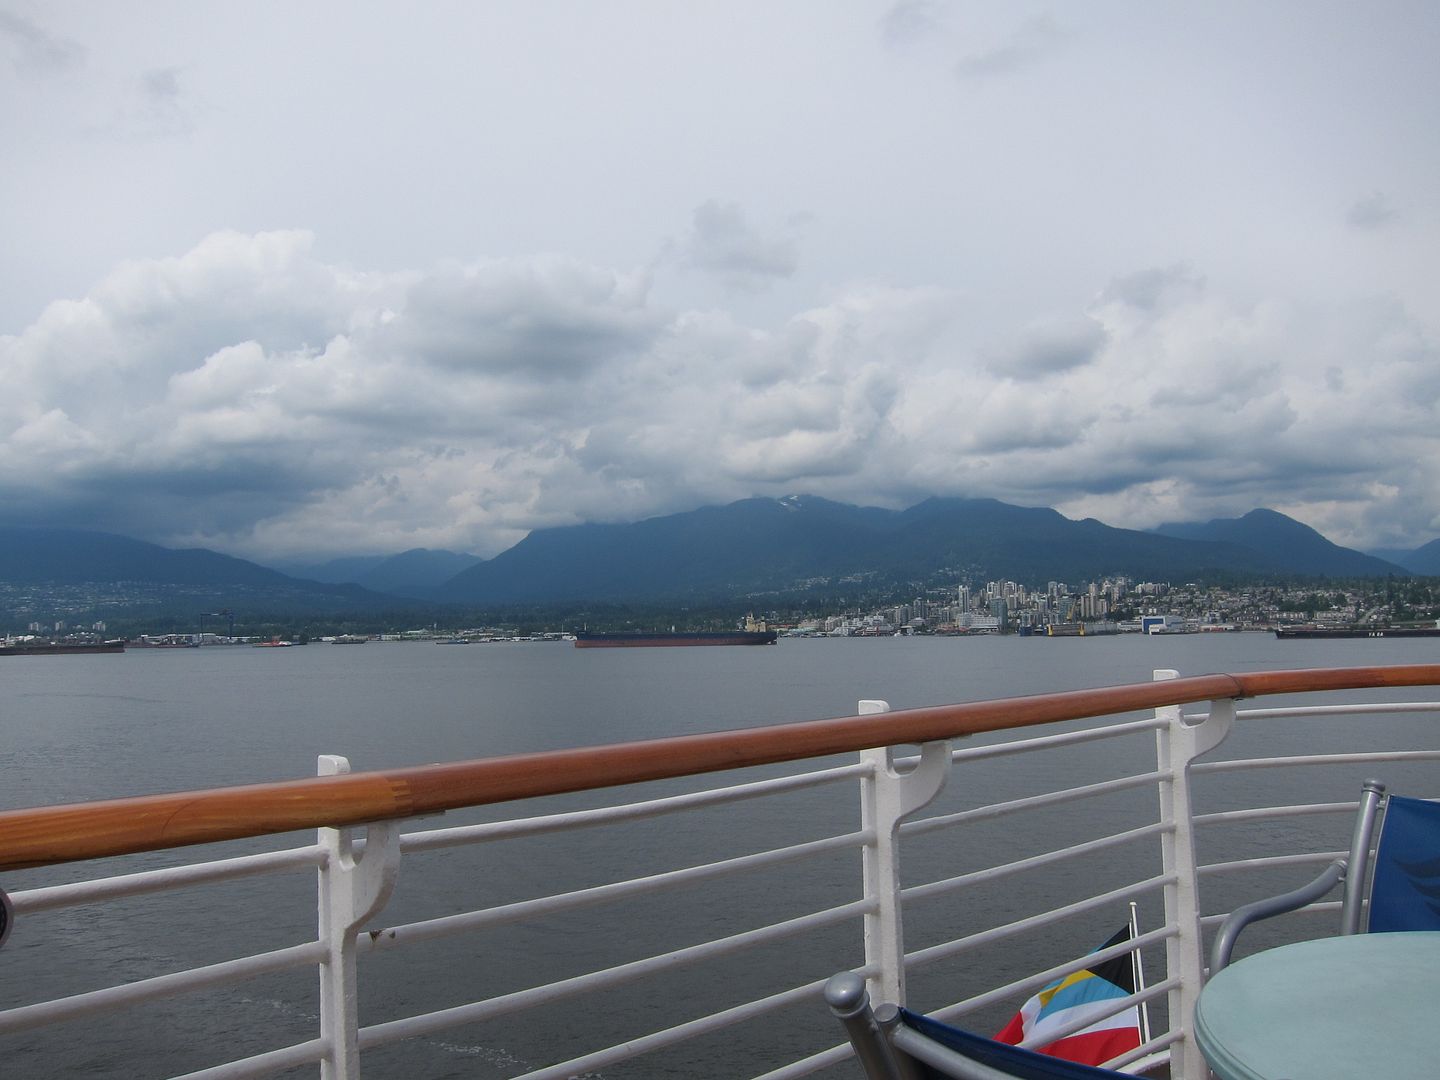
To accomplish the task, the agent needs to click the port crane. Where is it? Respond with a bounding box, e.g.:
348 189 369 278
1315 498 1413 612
199 610 235 641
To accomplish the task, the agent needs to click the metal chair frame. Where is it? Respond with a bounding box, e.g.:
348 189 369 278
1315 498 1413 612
1210 778 1402 973
824 971 1131 1080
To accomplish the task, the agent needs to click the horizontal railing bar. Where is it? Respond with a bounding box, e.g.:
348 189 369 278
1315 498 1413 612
1193 801 1355 826
1106 1029 1183 1073
399 762 868 853
360 829 871 952
902 822 1171 905
903 771 1168 837
1236 702 1440 720
949 716 1166 762
924 926 1176 1023
1199 850 1346 877
10 845 325 914
751 1041 856 1080
167 1038 329 1080
1192 749 1440 775
358 898 874 1048
512 971 864 1080
745 966 887 1080
6 665 1437 870
905 875 1177 973
0 941 326 1032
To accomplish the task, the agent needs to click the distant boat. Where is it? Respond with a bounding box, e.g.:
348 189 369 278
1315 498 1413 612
574 613 778 649
573 630 778 648
0 640 125 657
1275 626 1440 639
253 639 294 648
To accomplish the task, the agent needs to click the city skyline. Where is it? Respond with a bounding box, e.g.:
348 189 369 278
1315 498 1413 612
3 3 1438 563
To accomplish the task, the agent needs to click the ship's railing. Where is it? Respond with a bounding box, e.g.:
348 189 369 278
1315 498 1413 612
1 664 1439 1079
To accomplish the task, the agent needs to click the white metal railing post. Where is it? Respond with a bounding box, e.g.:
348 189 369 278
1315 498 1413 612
857 700 951 1006
317 755 402 1080
1152 671 1234 1080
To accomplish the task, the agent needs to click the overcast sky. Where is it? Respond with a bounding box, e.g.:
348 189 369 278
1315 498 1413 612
3 2 1438 562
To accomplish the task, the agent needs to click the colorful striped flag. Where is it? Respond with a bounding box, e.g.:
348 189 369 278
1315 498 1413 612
994 926 1142 1066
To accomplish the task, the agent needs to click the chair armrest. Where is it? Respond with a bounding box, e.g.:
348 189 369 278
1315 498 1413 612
1209 858 1346 974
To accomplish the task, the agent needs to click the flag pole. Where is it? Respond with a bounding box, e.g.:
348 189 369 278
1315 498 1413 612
1128 900 1152 1044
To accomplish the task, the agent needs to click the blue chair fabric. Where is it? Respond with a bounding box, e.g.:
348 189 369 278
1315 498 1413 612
898 1009 1128 1079
825 971 1136 1080
1367 794 1440 933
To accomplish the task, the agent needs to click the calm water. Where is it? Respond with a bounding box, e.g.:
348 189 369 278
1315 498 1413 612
3 634 1438 1077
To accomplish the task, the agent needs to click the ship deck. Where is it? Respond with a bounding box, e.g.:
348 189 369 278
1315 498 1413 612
2 663 1439 1078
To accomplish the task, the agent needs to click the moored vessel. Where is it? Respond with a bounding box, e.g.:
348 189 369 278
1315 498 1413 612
573 629 778 648
575 614 777 648
0 640 125 656
1275 625 1440 639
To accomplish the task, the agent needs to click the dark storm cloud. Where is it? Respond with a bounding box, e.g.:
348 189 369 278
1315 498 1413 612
4 228 1440 559
0 452 347 540
387 260 661 376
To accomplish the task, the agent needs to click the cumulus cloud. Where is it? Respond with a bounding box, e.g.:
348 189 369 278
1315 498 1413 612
1097 265 1206 313
983 315 1107 380
1 231 1438 560
383 258 659 377
896 273 1440 546
3 5 1437 565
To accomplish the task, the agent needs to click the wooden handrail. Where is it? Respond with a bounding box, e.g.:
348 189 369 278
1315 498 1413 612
2 665 1438 872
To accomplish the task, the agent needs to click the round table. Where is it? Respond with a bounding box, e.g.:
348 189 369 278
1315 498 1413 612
1194 932 1440 1080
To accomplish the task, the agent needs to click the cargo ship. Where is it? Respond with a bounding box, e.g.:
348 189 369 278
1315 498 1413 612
574 615 778 648
573 629 778 648
0 640 126 656
1275 625 1440 639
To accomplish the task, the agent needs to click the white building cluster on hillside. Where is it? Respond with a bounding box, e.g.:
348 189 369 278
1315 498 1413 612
783 576 1440 638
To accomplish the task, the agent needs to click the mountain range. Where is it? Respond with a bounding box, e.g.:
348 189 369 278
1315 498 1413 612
0 526 414 619
0 498 1430 622
1369 539 1440 576
433 497 1411 605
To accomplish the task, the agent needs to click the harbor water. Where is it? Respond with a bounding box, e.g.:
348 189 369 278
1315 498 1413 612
3 633 1439 1077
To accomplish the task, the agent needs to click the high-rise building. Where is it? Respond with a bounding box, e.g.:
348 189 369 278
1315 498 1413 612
990 598 1008 627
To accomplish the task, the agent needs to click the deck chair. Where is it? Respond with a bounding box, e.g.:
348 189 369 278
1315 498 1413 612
1210 779 1440 972
824 971 1131 1080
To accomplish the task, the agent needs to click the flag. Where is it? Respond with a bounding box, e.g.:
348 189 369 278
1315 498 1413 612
994 926 1142 1066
